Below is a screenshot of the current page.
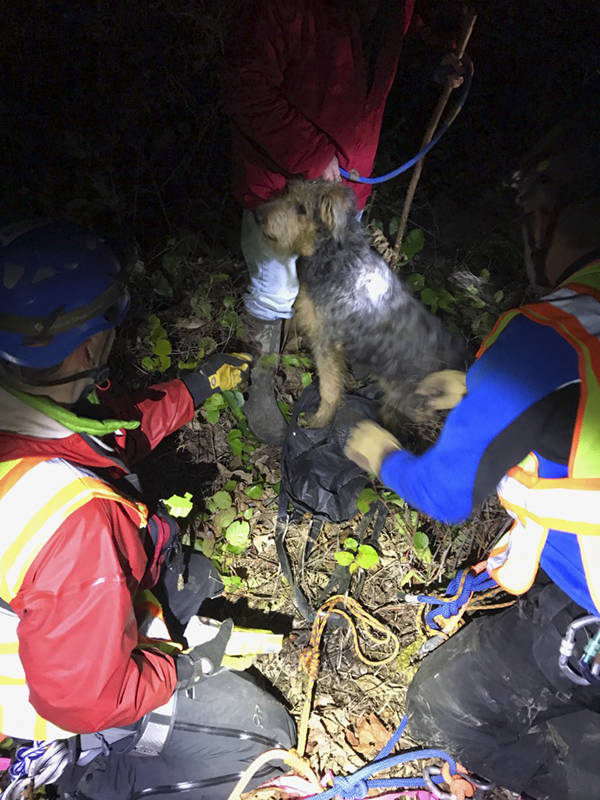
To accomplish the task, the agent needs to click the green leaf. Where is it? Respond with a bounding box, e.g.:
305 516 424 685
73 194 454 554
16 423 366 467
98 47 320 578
141 355 158 372
211 273 230 284
191 295 212 319
178 358 200 370
406 273 425 292
388 216 400 237
356 487 379 514
220 309 238 329
413 531 430 551
301 371 313 388
281 355 303 368
214 507 236 529
401 228 425 261
225 520 251 553
223 390 245 410
224 479 237 492
223 295 236 309
420 287 438 311
222 574 243 591
153 337 172 356
157 354 172 372
277 401 291 422
246 484 263 500
493 290 504 303
229 437 244 457
343 536 359 552
243 508 254 520
355 544 380 570
211 490 232 510
334 551 355 567
437 288 456 313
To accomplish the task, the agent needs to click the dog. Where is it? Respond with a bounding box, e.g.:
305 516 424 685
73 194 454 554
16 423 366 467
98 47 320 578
255 179 464 428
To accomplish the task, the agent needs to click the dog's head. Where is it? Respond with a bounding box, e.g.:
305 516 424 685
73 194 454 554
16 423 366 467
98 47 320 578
255 180 356 258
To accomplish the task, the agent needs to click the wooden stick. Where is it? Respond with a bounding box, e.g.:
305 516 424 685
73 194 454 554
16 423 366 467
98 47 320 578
393 9 478 259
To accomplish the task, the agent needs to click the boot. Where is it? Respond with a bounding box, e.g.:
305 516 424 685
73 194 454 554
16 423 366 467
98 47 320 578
242 313 288 446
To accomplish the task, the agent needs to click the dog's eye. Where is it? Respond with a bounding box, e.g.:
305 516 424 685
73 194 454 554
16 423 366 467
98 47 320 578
295 203 307 215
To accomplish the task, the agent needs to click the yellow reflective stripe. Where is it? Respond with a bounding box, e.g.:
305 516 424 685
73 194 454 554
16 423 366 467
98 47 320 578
578 536 600 613
0 675 27 685
0 642 19 655
0 472 147 599
499 480 600 536
33 716 47 740
0 459 20 481
565 260 600 292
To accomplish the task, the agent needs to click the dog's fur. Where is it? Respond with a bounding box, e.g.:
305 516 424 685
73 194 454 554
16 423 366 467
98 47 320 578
256 180 463 428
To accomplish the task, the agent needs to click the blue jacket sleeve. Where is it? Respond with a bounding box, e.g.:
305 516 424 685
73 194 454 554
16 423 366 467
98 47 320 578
379 314 579 523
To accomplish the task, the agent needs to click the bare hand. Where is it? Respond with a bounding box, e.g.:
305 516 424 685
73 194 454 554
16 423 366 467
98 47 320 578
321 155 342 183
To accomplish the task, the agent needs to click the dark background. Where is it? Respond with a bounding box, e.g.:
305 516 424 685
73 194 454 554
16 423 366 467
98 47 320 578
2 0 599 263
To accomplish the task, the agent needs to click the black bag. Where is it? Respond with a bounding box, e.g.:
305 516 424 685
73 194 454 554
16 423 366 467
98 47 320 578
276 383 387 619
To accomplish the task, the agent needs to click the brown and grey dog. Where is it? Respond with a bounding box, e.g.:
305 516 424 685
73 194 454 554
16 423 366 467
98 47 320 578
255 180 464 428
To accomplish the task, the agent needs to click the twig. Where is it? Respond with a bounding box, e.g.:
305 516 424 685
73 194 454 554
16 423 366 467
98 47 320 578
393 9 477 256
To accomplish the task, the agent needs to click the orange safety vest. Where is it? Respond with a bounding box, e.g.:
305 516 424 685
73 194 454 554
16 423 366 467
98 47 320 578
479 261 600 609
0 456 176 741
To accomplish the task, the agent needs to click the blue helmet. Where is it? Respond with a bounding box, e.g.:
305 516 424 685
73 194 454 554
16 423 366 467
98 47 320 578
0 219 130 368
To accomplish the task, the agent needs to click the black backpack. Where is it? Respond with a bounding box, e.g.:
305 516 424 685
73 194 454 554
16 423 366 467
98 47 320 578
276 383 387 619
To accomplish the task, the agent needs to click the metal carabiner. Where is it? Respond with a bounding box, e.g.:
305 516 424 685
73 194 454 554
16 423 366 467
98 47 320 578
422 766 454 800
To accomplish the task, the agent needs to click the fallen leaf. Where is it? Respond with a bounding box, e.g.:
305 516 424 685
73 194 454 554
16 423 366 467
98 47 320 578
346 712 392 758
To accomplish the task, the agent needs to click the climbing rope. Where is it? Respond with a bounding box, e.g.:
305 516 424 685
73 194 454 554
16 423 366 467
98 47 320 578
226 594 483 800
0 740 71 800
400 567 515 641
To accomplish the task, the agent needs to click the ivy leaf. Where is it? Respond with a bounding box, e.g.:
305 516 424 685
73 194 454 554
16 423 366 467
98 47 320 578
154 272 173 297
157 354 172 372
355 544 380 571
211 490 232 510
357 487 379 514
246 484 263 500
343 536 359 552
141 355 158 372
407 273 425 292
334 551 355 567
281 354 303 368
401 228 425 261
413 531 430 552
301 371 313 388
224 480 237 492
225 520 251 553
214 507 236 530
153 337 172 356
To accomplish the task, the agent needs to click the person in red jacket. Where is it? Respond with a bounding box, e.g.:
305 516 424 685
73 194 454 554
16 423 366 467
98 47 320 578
0 220 294 799
220 0 462 444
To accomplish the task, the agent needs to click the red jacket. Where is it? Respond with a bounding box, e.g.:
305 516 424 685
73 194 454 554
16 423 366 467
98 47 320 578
220 0 417 211
0 380 195 733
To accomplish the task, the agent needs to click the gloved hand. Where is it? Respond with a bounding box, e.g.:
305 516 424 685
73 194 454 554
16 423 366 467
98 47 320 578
182 353 252 408
415 369 467 411
344 420 401 475
176 618 234 689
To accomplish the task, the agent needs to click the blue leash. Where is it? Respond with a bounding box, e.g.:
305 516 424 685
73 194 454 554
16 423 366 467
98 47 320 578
306 715 458 799
339 58 473 186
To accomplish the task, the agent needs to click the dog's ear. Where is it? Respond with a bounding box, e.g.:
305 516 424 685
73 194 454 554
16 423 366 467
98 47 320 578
319 184 354 241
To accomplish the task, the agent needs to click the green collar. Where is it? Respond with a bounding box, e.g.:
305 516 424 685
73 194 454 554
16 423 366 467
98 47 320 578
1 383 140 436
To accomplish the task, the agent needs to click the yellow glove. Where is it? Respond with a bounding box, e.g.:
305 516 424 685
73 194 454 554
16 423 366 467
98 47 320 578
203 352 252 391
184 353 252 408
415 369 467 411
344 420 402 475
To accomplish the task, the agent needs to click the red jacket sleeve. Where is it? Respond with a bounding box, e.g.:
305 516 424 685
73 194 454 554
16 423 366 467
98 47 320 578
220 1 336 179
13 499 177 733
99 378 195 464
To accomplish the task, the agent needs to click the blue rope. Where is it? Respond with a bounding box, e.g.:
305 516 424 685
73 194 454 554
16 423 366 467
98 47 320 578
339 60 473 185
305 715 457 800
415 569 497 631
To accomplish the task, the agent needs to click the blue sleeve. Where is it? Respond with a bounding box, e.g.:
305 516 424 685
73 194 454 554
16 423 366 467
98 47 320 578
379 314 579 523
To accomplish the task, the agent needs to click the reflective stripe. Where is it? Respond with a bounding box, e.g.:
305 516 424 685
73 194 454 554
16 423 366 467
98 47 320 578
488 519 548 595
486 264 600 605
